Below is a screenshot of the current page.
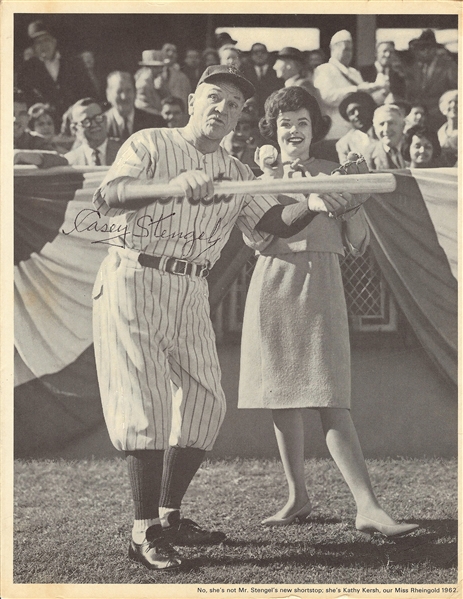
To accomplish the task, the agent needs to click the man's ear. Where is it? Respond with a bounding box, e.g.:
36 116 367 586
187 93 195 116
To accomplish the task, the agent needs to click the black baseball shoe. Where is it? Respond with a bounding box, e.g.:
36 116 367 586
163 510 227 546
129 523 183 570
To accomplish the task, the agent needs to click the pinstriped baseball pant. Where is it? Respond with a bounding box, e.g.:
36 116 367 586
92 247 226 452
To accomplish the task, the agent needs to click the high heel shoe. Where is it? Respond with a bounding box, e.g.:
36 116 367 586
261 501 312 526
355 514 419 538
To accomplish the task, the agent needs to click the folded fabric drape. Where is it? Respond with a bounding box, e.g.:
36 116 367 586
364 168 457 385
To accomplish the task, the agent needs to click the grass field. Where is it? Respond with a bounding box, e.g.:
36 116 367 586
13 457 457 585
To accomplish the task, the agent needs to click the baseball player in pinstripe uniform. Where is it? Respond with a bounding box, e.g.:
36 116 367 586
92 65 350 570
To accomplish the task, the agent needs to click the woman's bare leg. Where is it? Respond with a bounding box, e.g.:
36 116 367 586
269 408 311 518
319 408 399 524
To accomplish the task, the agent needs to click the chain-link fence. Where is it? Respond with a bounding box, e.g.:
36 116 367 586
212 248 397 341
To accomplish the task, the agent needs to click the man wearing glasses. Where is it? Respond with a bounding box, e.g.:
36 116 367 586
65 98 122 166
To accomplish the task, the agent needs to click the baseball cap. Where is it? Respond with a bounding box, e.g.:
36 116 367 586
196 65 255 101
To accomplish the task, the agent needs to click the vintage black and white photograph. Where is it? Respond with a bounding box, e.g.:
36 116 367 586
2 1 459 596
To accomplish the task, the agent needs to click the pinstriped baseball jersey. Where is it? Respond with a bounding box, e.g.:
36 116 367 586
93 127 278 265
92 127 281 452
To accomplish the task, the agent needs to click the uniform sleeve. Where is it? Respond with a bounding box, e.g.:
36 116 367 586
93 131 157 217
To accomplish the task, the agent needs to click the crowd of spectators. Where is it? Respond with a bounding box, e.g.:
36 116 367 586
14 19 458 169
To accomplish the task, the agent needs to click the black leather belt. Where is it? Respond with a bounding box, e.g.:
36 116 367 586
138 253 210 278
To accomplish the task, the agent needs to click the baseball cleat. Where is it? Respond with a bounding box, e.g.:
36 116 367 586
163 511 227 545
128 524 183 570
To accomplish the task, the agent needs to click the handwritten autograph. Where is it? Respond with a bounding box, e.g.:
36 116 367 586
62 208 222 258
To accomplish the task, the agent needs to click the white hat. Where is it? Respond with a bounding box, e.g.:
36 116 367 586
330 30 353 46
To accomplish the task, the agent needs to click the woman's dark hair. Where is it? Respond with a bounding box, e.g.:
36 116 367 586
259 86 330 145
402 125 441 162
28 103 55 130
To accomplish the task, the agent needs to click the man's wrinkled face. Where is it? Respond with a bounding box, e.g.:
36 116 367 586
188 80 245 141
72 102 107 147
14 102 29 140
373 112 405 148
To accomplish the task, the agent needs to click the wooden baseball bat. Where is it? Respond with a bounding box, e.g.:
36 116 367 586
122 173 396 199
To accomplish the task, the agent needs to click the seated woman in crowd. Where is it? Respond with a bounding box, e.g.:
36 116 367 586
437 90 458 167
238 86 419 538
402 125 441 168
28 103 72 154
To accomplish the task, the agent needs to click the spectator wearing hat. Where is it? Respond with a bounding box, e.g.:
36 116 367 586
182 49 202 89
104 71 166 142
14 90 68 167
360 41 406 106
405 30 458 131
363 104 407 171
242 43 283 117
14 89 54 151
215 31 237 50
27 102 72 154
17 20 93 125
161 43 192 110
335 92 377 164
313 30 382 141
437 89 458 167
273 47 322 103
134 50 170 116
64 98 123 167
